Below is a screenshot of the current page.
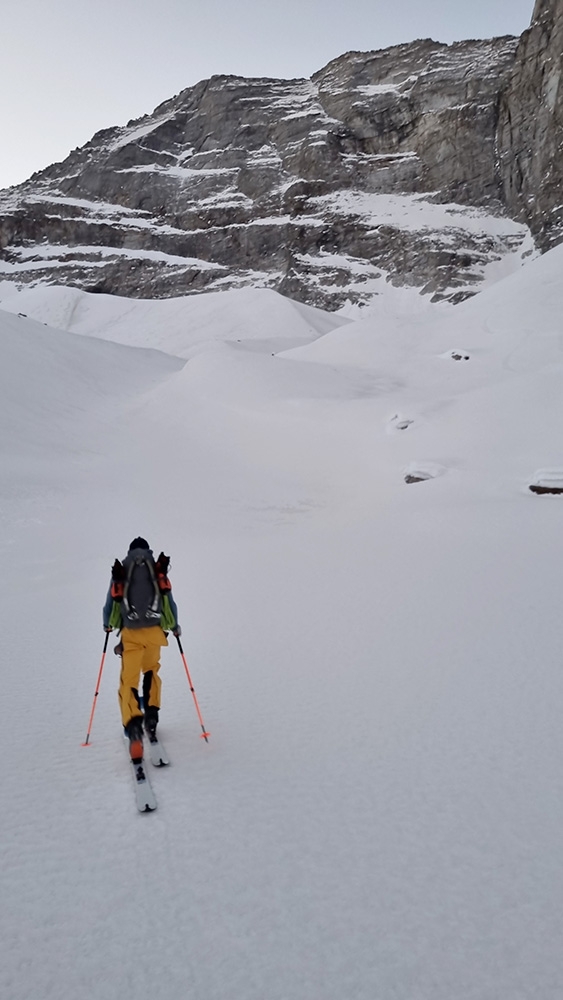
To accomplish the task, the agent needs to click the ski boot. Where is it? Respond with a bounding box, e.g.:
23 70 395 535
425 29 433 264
144 706 159 743
126 717 144 763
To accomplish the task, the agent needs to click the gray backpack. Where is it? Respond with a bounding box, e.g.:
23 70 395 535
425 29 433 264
109 548 176 631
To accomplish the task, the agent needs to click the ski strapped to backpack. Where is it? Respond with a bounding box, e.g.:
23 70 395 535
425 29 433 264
109 552 176 631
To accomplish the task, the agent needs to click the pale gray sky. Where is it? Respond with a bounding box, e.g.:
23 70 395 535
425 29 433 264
3 0 535 189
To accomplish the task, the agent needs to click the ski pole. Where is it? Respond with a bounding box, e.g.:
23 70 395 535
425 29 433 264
82 631 110 746
176 634 210 742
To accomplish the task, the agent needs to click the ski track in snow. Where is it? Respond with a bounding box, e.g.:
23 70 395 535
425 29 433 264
2 252 563 999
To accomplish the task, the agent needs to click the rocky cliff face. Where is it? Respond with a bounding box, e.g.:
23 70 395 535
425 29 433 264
498 0 563 250
1 3 561 310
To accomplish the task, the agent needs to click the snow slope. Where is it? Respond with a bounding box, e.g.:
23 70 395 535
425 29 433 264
2 253 563 1000
0 282 349 357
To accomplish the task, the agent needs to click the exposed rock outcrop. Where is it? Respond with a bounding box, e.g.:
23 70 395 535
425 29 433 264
498 0 563 250
1 3 562 309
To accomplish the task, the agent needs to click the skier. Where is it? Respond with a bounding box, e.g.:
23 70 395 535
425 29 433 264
103 537 180 762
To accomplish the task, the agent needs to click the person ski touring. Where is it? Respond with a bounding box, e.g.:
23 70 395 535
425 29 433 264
102 537 180 763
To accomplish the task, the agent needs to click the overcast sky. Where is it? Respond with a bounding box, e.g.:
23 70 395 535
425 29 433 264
3 0 535 190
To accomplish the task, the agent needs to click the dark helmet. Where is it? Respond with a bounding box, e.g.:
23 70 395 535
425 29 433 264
128 537 150 551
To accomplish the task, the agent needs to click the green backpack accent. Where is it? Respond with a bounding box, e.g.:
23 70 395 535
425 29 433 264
160 594 177 631
109 595 175 631
109 601 123 630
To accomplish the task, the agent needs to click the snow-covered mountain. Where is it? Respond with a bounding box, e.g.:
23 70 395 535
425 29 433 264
3 3 563 994
2 236 563 1000
3 0 563 309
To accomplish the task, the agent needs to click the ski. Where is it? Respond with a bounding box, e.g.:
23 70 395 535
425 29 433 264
147 734 169 768
130 757 157 812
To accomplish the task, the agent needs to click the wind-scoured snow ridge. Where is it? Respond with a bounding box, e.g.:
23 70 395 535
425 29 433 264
0 282 349 358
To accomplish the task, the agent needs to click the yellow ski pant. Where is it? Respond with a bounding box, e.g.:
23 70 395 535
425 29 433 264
118 626 168 728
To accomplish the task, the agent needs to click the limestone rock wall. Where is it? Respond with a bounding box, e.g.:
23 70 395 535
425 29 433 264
2 5 562 309
498 0 563 250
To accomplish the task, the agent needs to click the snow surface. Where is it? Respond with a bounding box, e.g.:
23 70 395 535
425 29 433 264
355 84 402 96
0 284 349 357
0 243 223 271
309 189 530 238
2 249 563 1000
